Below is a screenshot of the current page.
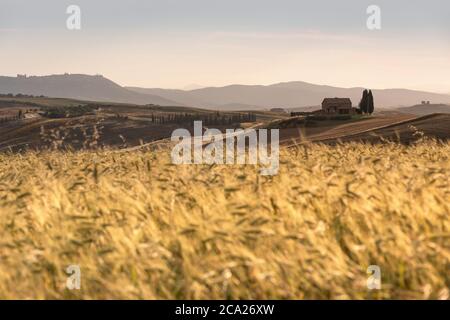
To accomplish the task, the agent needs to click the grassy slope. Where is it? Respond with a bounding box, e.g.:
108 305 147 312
0 141 448 299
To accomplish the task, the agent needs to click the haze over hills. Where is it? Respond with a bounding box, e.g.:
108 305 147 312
1 74 450 110
0 74 181 106
129 82 450 110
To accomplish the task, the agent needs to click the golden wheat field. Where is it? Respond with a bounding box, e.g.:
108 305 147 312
0 140 449 300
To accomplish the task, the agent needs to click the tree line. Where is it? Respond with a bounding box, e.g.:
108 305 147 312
147 112 257 125
0 93 46 98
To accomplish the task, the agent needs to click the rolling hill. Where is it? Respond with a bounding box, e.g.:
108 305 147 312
275 113 450 145
319 113 450 144
2 74 450 111
397 103 450 115
0 95 282 151
128 81 450 110
0 74 181 106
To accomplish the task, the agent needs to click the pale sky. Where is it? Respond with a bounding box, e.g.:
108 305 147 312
1 0 449 92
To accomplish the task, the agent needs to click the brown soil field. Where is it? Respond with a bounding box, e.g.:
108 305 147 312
279 114 416 144
320 113 450 144
279 114 450 145
0 116 183 152
2 96 449 152
0 96 281 152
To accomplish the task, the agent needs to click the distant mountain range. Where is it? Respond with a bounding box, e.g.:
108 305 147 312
0 74 180 106
2 74 450 110
128 82 450 110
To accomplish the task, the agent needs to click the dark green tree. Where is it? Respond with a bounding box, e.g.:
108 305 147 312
367 90 375 114
358 89 368 113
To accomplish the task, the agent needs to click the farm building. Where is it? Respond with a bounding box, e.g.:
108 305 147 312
270 108 287 113
322 98 356 115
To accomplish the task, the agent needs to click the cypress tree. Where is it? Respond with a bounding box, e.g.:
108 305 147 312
358 89 369 114
367 90 375 114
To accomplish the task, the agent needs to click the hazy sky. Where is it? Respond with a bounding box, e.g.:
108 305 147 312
1 0 449 92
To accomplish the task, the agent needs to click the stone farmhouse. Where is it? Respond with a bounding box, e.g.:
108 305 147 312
321 98 356 115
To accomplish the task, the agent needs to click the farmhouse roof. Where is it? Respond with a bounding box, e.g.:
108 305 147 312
322 98 352 104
